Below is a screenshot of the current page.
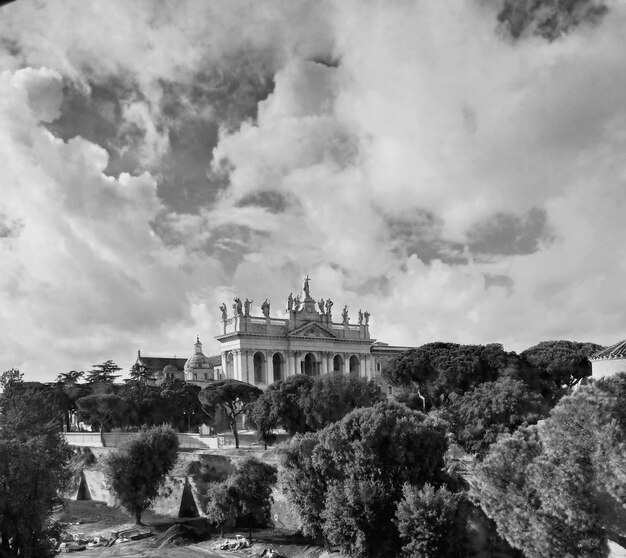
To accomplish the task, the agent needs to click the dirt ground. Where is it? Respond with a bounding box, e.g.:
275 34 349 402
55 500 337 558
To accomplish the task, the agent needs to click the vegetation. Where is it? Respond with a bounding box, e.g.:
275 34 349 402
395 483 462 558
248 374 384 440
442 376 547 456
198 379 262 448
205 457 277 541
279 401 449 557
103 425 179 524
0 369 71 558
474 373 626 557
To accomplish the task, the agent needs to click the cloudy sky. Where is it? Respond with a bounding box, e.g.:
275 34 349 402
1 0 624 381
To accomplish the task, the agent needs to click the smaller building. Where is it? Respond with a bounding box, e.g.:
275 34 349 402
133 337 222 387
590 339 626 379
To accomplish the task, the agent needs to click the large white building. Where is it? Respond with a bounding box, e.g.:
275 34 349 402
589 338 626 379
134 277 411 389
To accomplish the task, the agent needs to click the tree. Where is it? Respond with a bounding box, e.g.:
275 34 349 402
160 379 205 432
51 371 87 431
300 374 385 431
0 370 71 558
76 393 125 434
250 374 315 436
395 483 462 558
198 380 262 448
117 381 167 428
204 457 277 542
85 360 122 384
472 374 626 558
228 457 277 542
104 425 179 524
279 401 448 556
382 343 513 408
442 376 547 456
205 481 237 538
521 340 603 401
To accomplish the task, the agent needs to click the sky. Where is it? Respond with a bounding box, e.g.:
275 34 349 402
1 0 625 382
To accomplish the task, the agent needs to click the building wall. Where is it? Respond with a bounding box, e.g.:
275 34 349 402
592 358 626 379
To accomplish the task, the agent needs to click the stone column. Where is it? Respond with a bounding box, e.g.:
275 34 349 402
343 353 350 375
232 350 241 381
359 355 366 379
293 351 301 376
321 352 329 376
245 350 253 384
264 350 270 385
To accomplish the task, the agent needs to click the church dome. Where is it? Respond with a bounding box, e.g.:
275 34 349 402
163 364 178 373
184 336 213 371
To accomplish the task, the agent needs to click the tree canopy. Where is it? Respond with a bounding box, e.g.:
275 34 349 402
474 373 626 557
198 379 262 448
104 425 179 524
442 376 547 456
279 401 449 557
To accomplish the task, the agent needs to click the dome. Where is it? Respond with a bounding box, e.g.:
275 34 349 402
185 353 212 370
163 364 178 373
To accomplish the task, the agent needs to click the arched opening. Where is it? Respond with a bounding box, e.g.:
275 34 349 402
253 352 266 384
225 352 234 379
349 355 360 377
272 353 284 383
302 352 318 377
333 354 344 373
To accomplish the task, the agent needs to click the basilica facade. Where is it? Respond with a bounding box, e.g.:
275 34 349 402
215 277 410 389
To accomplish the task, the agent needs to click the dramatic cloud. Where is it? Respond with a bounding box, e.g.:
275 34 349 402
0 0 624 380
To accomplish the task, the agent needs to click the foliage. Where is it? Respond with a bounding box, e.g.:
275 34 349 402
52 371 88 431
442 377 547 456
249 374 315 436
382 343 514 407
300 374 385 431
85 360 122 384
205 481 237 537
278 401 448 556
395 483 462 558
204 457 277 541
498 0 608 41
473 376 626 558
521 340 603 399
198 379 262 448
0 370 72 558
249 374 385 442
159 378 205 431
104 425 179 524
117 381 167 428
76 393 125 433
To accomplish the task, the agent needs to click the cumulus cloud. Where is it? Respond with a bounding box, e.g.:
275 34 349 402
1 0 625 380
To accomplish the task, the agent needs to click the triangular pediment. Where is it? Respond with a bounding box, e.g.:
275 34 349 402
287 322 336 339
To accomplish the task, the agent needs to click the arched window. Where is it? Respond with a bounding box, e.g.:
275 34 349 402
253 352 266 384
349 355 360 377
303 353 318 377
272 353 284 383
333 354 344 373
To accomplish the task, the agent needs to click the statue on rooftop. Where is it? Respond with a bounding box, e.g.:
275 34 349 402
294 295 302 311
261 298 270 318
233 297 243 317
342 305 349 325
287 292 294 312
219 303 227 321
244 298 253 316
325 298 333 317
318 298 325 314
358 309 363 325
364 310 370 325
303 275 311 297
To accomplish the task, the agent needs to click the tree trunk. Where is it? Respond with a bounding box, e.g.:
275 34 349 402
135 509 143 525
232 418 240 449
248 514 252 544
187 410 191 432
